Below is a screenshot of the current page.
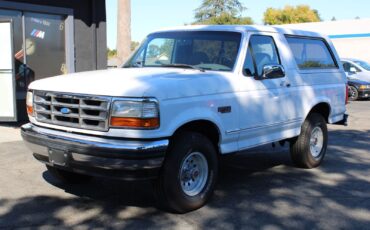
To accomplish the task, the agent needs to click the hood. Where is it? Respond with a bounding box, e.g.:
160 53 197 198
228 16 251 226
29 68 236 99
347 77 370 85
351 72 370 82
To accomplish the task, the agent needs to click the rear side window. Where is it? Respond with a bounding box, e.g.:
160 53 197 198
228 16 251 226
285 36 337 69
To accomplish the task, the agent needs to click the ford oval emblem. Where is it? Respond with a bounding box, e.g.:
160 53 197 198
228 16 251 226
60 107 71 114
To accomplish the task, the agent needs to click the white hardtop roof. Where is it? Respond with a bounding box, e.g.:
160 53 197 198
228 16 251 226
150 25 327 39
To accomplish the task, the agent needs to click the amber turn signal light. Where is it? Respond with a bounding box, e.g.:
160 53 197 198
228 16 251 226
26 91 34 117
110 117 159 129
27 105 33 116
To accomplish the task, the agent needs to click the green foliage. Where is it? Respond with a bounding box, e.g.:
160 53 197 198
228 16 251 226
195 13 253 25
131 41 140 51
195 0 245 21
107 48 117 58
108 42 140 59
263 5 321 25
193 0 253 25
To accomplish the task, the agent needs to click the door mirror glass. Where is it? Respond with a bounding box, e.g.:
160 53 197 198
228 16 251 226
260 64 285 79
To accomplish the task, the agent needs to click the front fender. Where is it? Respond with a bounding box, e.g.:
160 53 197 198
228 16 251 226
165 107 225 140
159 96 240 154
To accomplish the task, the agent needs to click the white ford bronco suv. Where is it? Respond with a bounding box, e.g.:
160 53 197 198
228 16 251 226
22 25 348 213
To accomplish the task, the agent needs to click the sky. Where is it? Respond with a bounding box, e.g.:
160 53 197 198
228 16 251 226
106 0 370 49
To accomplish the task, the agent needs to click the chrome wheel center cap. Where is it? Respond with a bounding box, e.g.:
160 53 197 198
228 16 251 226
192 170 199 180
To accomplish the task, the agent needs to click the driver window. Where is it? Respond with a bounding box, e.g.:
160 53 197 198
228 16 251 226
144 38 174 66
249 35 281 76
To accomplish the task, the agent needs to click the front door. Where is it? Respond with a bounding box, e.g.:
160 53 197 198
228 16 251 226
0 20 16 121
237 32 293 150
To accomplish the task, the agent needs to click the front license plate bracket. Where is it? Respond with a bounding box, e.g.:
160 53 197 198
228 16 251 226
48 148 69 166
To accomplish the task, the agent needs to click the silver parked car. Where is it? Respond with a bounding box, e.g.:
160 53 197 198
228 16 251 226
341 58 370 82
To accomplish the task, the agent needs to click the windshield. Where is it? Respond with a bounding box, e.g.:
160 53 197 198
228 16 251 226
124 31 242 72
353 60 370 71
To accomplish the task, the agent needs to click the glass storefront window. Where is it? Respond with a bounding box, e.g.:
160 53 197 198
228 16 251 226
24 12 67 80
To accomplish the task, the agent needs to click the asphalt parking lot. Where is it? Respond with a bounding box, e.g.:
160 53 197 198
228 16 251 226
1 101 369 229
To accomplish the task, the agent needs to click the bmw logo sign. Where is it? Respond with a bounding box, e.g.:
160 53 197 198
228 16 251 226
60 107 72 114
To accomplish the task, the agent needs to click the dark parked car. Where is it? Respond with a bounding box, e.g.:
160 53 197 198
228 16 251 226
347 77 370 101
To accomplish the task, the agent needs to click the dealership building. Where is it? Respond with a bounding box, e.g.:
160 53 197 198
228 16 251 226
0 0 107 122
282 19 370 63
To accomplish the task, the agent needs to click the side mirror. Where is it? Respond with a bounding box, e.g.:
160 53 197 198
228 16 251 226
349 67 357 73
260 64 285 80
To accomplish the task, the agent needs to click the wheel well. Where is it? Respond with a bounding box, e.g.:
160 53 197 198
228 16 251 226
309 103 330 123
173 120 220 152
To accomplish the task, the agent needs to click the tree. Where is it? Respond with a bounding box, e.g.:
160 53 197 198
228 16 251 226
107 48 117 58
131 41 140 52
193 0 253 25
263 5 321 25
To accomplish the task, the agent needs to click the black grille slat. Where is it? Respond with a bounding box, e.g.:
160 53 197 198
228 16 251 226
83 100 102 106
55 116 79 123
53 97 79 104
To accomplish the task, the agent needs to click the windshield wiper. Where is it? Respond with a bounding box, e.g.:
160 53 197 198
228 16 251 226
160 64 205 72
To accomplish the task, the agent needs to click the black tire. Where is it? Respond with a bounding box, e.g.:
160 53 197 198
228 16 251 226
348 86 359 101
154 132 218 213
290 113 328 168
46 165 92 184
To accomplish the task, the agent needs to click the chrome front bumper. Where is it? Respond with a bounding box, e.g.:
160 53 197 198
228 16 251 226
21 123 169 180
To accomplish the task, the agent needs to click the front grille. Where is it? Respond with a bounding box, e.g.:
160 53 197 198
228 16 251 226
33 91 111 131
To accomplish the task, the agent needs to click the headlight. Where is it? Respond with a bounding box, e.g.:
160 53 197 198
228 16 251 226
110 99 159 129
26 91 34 116
359 85 370 90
